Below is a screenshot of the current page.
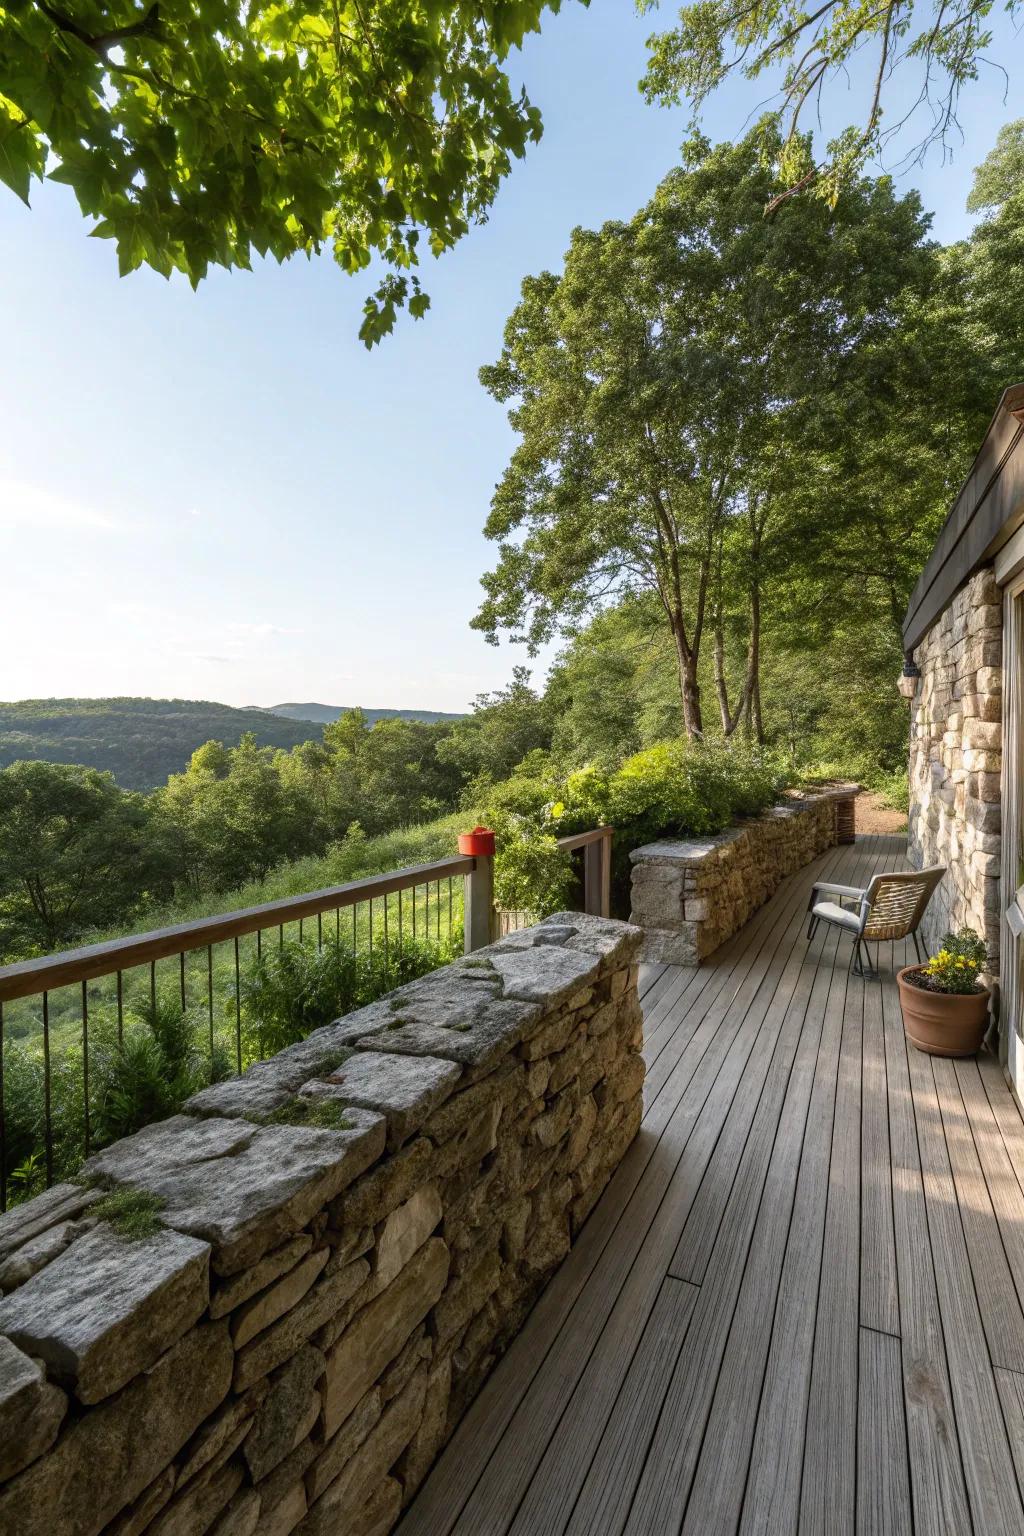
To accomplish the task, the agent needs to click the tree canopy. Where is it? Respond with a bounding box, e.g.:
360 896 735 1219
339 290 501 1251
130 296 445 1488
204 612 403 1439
474 130 934 737
639 0 1021 208
0 0 564 340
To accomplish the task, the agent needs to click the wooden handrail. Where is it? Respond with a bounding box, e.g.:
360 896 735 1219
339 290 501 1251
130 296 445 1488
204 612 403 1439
555 825 613 851
0 855 476 1003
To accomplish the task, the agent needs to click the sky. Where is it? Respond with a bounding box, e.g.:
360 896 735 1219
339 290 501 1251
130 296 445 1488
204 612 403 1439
0 1 1020 713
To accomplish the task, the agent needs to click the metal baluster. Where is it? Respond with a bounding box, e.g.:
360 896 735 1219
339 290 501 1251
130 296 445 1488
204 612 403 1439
317 912 323 951
369 899 374 960
398 889 404 950
383 894 389 966
179 952 186 1013
42 991 53 1188
257 929 262 960
336 907 341 952
116 970 124 1045
436 879 441 941
412 885 417 940
207 946 215 1058
234 937 242 1073
150 960 156 1014
425 881 429 938
0 1000 6 1212
279 923 284 951
81 981 90 1159
352 905 357 955
448 878 453 939
299 918 304 944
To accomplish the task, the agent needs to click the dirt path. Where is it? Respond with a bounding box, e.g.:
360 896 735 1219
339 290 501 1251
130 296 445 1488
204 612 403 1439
856 790 907 837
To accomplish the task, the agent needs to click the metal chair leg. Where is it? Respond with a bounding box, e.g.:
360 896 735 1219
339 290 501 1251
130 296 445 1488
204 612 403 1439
912 929 925 964
851 939 877 980
807 916 818 941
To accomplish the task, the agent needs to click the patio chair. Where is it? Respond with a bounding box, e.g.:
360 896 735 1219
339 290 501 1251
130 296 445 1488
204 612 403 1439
806 865 946 977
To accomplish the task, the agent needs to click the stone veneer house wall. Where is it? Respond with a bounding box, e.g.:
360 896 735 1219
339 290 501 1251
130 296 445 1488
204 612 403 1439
0 913 644 1536
904 383 1024 1093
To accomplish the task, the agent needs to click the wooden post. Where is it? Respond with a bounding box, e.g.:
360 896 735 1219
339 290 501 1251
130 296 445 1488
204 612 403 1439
582 827 613 918
835 794 857 845
464 854 495 953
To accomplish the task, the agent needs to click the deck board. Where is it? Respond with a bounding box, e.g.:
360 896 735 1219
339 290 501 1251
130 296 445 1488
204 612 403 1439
399 834 1024 1536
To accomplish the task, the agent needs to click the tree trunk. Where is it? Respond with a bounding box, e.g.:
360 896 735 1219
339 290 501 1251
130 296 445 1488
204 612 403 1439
672 623 703 738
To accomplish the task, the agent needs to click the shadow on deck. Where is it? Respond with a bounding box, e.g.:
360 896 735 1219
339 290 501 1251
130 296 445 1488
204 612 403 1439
398 833 1024 1536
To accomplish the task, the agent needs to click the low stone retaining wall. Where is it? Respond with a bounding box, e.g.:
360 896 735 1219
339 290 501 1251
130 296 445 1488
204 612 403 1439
629 787 857 965
0 913 643 1536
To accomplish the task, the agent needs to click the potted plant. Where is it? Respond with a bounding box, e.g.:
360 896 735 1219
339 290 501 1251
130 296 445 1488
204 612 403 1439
897 927 992 1057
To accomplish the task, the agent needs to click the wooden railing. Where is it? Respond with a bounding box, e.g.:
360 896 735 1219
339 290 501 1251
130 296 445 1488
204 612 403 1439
0 827 615 1210
557 825 613 919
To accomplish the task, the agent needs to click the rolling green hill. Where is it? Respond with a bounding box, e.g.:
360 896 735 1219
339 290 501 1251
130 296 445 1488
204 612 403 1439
0 698 325 790
268 702 464 725
0 698 467 790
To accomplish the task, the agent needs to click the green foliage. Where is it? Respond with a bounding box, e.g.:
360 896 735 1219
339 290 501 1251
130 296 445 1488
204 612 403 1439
0 697 335 790
260 1096 354 1132
967 120 1024 214
90 994 229 1148
872 769 910 817
921 928 989 994
240 934 457 1060
0 0 562 341
487 738 787 916
476 129 934 737
640 0 1022 205
0 759 172 951
89 1188 165 1241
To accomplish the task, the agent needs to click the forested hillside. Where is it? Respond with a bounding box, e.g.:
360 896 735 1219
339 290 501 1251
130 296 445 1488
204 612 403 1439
269 702 464 726
0 698 462 790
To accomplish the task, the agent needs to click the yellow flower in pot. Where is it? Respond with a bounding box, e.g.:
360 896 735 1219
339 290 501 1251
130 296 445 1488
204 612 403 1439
897 927 991 1057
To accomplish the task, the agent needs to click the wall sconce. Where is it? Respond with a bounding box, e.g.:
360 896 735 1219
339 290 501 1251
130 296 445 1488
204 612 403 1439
897 656 920 700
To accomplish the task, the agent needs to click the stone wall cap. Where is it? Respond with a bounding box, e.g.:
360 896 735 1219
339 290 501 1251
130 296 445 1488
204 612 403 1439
0 1182 102 1267
630 788 858 868
84 1111 387 1275
0 1222 210 1404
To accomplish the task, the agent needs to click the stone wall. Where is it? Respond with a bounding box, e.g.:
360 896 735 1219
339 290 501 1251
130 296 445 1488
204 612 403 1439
908 565 1003 966
629 788 854 964
0 913 644 1536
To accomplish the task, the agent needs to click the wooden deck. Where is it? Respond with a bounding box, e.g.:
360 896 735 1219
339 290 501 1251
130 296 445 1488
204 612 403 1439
399 834 1024 1536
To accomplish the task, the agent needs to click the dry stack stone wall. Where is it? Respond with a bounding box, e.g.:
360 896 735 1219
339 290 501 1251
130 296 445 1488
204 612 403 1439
629 788 856 965
0 913 644 1536
908 565 1003 965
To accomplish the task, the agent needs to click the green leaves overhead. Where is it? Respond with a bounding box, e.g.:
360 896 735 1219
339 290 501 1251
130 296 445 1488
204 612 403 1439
639 0 1022 208
0 0 563 339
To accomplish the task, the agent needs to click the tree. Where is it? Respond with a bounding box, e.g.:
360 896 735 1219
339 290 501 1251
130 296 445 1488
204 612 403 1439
0 760 166 950
475 131 932 737
968 120 1024 214
0 0 558 343
640 0 1021 210
435 667 554 787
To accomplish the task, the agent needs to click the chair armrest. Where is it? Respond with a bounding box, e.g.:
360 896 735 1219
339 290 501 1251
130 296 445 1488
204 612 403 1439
810 881 866 901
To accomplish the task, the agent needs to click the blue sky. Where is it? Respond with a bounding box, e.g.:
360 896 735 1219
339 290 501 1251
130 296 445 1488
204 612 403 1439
0 0 1019 712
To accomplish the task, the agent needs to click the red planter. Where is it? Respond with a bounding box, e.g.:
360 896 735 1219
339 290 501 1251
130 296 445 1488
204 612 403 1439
896 964 991 1057
458 826 495 858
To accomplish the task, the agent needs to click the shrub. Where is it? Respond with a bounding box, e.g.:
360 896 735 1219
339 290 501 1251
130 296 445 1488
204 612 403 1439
90 995 228 1148
240 934 457 1061
486 738 788 918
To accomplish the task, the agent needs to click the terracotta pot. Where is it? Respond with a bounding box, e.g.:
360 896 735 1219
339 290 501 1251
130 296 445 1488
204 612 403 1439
896 964 991 1057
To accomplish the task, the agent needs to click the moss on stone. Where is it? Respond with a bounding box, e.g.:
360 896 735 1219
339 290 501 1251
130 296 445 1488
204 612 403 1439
92 1188 166 1241
261 1097 355 1133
